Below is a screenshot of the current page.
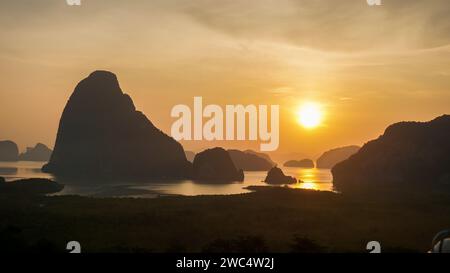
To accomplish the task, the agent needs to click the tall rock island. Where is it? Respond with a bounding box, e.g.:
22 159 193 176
332 115 450 192
42 71 192 179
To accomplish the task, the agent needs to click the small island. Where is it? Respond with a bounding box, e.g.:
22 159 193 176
264 167 297 184
193 147 244 182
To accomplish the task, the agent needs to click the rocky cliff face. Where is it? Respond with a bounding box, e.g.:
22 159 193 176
228 149 274 171
43 71 192 179
332 115 450 192
0 140 19 161
19 143 52 162
193 147 244 181
316 145 360 169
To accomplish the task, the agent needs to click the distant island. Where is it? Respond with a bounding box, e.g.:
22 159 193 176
316 145 360 169
244 150 276 166
19 143 52 162
42 71 192 179
283 159 314 168
228 149 275 171
332 115 450 192
0 140 19 161
0 141 53 162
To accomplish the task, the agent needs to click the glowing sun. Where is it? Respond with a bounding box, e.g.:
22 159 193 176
297 102 323 129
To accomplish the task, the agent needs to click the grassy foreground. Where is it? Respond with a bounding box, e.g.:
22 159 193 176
1 186 450 253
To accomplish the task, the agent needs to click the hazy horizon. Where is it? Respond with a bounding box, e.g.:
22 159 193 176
1 0 450 160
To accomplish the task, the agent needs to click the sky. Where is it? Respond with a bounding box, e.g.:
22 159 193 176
0 0 449 161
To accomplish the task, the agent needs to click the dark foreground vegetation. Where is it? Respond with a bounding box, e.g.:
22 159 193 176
1 186 449 253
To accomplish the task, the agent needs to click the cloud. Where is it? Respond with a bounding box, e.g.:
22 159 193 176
178 0 450 52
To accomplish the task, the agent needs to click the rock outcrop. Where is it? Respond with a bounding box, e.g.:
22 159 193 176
19 143 52 162
332 115 450 192
316 145 360 169
42 71 192 179
264 167 297 184
193 147 244 181
228 149 274 171
283 159 314 168
0 140 19 161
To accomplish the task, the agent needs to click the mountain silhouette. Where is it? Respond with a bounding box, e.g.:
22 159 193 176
227 149 274 171
244 150 276 166
0 140 19 161
283 159 314 168
42 71 192 179
316 145 360 169
19 143 52 162
332 115 450 192
193 147 244 181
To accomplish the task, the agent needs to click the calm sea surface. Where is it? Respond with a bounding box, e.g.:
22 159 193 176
0 161 334 198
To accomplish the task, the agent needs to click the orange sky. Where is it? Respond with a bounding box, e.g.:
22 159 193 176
1 0 449 162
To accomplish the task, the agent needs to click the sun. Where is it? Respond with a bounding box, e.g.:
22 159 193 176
297 102 323 129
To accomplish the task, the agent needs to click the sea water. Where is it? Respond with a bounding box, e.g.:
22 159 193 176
0 161 333 198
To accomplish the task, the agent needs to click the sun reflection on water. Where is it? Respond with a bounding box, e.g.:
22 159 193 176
287 167 333 191
291 181 319 190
